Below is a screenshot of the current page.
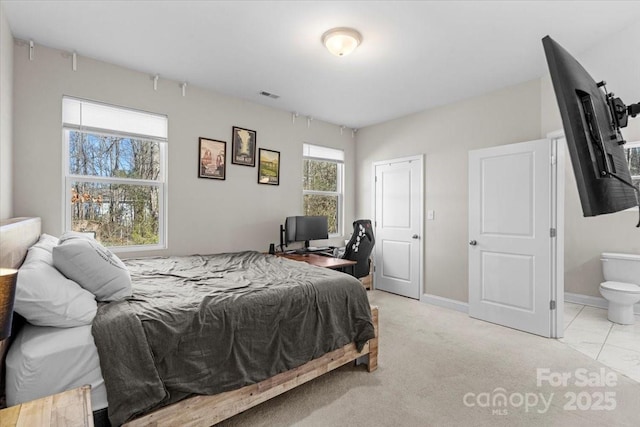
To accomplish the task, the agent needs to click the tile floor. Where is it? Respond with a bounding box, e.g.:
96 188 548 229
561 302 640 383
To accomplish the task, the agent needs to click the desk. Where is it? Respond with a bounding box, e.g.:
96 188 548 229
277 253 357 274
0 385 93 427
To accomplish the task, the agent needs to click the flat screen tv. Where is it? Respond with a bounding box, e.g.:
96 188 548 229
282 216 329 249
542 36 639 222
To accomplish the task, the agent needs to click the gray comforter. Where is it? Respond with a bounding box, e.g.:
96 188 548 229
91 251 375 426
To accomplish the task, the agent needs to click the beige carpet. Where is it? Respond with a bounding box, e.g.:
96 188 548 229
219 291 640 427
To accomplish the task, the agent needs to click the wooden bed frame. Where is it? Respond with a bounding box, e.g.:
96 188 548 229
0 217 379 426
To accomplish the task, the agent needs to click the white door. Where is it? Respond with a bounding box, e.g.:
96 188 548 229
469 139 562 338
373 156 423 299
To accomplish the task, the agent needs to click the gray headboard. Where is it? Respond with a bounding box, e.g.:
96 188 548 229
0 217 41 402
0 217 41 269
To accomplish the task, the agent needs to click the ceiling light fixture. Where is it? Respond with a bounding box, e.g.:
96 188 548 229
322 27 362 57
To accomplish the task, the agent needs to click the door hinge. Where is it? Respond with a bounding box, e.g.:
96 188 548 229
550 300 556 310
550 228 556 238
551 155 557 165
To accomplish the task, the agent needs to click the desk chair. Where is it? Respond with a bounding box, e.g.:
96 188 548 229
342 219 375 279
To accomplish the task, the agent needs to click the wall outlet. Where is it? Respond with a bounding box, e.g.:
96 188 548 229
427 210 435 220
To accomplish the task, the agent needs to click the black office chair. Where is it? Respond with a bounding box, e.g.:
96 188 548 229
342 219 375 279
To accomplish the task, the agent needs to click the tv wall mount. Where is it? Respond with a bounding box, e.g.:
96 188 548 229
597 81 640 226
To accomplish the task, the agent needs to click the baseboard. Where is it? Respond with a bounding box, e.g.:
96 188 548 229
565 292 640 315
420 291 639 316
420 293 469 313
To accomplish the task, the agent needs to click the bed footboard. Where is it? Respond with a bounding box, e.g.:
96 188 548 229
124 305 379 427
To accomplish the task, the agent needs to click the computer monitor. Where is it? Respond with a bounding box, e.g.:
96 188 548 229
281 216 329 249
542 36 639 221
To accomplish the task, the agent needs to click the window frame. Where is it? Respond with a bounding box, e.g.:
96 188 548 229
62 99 168 252
302 143 344 237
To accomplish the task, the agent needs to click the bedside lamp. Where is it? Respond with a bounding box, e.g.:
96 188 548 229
0 268 18 340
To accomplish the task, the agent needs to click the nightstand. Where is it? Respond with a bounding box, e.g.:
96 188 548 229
0 385 93 427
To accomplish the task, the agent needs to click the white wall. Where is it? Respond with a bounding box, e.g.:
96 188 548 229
355 80 542 302
354 22 639 304
0 4 13 219
11 42 356 257
8 21 638 301
541 22 640 297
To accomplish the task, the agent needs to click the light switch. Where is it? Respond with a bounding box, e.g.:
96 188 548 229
427 210 435 220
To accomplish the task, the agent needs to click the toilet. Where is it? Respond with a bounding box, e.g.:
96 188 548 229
599 252 640 325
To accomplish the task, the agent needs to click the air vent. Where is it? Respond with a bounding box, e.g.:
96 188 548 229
259 91 280 99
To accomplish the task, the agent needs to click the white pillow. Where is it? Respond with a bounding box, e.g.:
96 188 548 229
14 235 97 327
58 231 95 244
32 233 59 253
53 233 132 302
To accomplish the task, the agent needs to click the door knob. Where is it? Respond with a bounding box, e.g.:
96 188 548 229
412 234 419 239
469 240 477 246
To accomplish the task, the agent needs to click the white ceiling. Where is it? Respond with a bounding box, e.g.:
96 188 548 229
3 1 640 129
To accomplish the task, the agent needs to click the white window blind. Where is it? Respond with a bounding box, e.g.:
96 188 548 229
62 97 168 141
303 143 344 162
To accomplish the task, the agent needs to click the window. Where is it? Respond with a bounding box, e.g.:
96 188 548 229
303 143 344 235
624 141 640 188
624 141 640 212
62 97 168 251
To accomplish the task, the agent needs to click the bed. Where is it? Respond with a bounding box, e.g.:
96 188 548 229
0 217 379 426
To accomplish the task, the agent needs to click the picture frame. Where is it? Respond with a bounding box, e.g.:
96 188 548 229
231 126 257 167
199 137 226 180
258 148 280 185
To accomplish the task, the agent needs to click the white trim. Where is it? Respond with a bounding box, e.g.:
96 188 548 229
372 154 424 167
372 154 424 300
420 293 469 313
62 128 70 233
68 175 164 186
565 292 608 309
427 291 640 326
548 134 566 338
546 129 565 140
565 292 640 315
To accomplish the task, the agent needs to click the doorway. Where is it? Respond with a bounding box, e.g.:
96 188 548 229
373 155 423 299
468 137 565 338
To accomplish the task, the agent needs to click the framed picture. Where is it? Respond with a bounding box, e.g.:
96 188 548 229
231 126 256 166
258 148 280 185
199 137 226 180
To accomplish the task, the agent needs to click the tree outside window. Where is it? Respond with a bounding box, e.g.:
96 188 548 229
623 141 640 213
302 144 344 235
63 97 167 250
625 142 640 188
68 132 163 246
